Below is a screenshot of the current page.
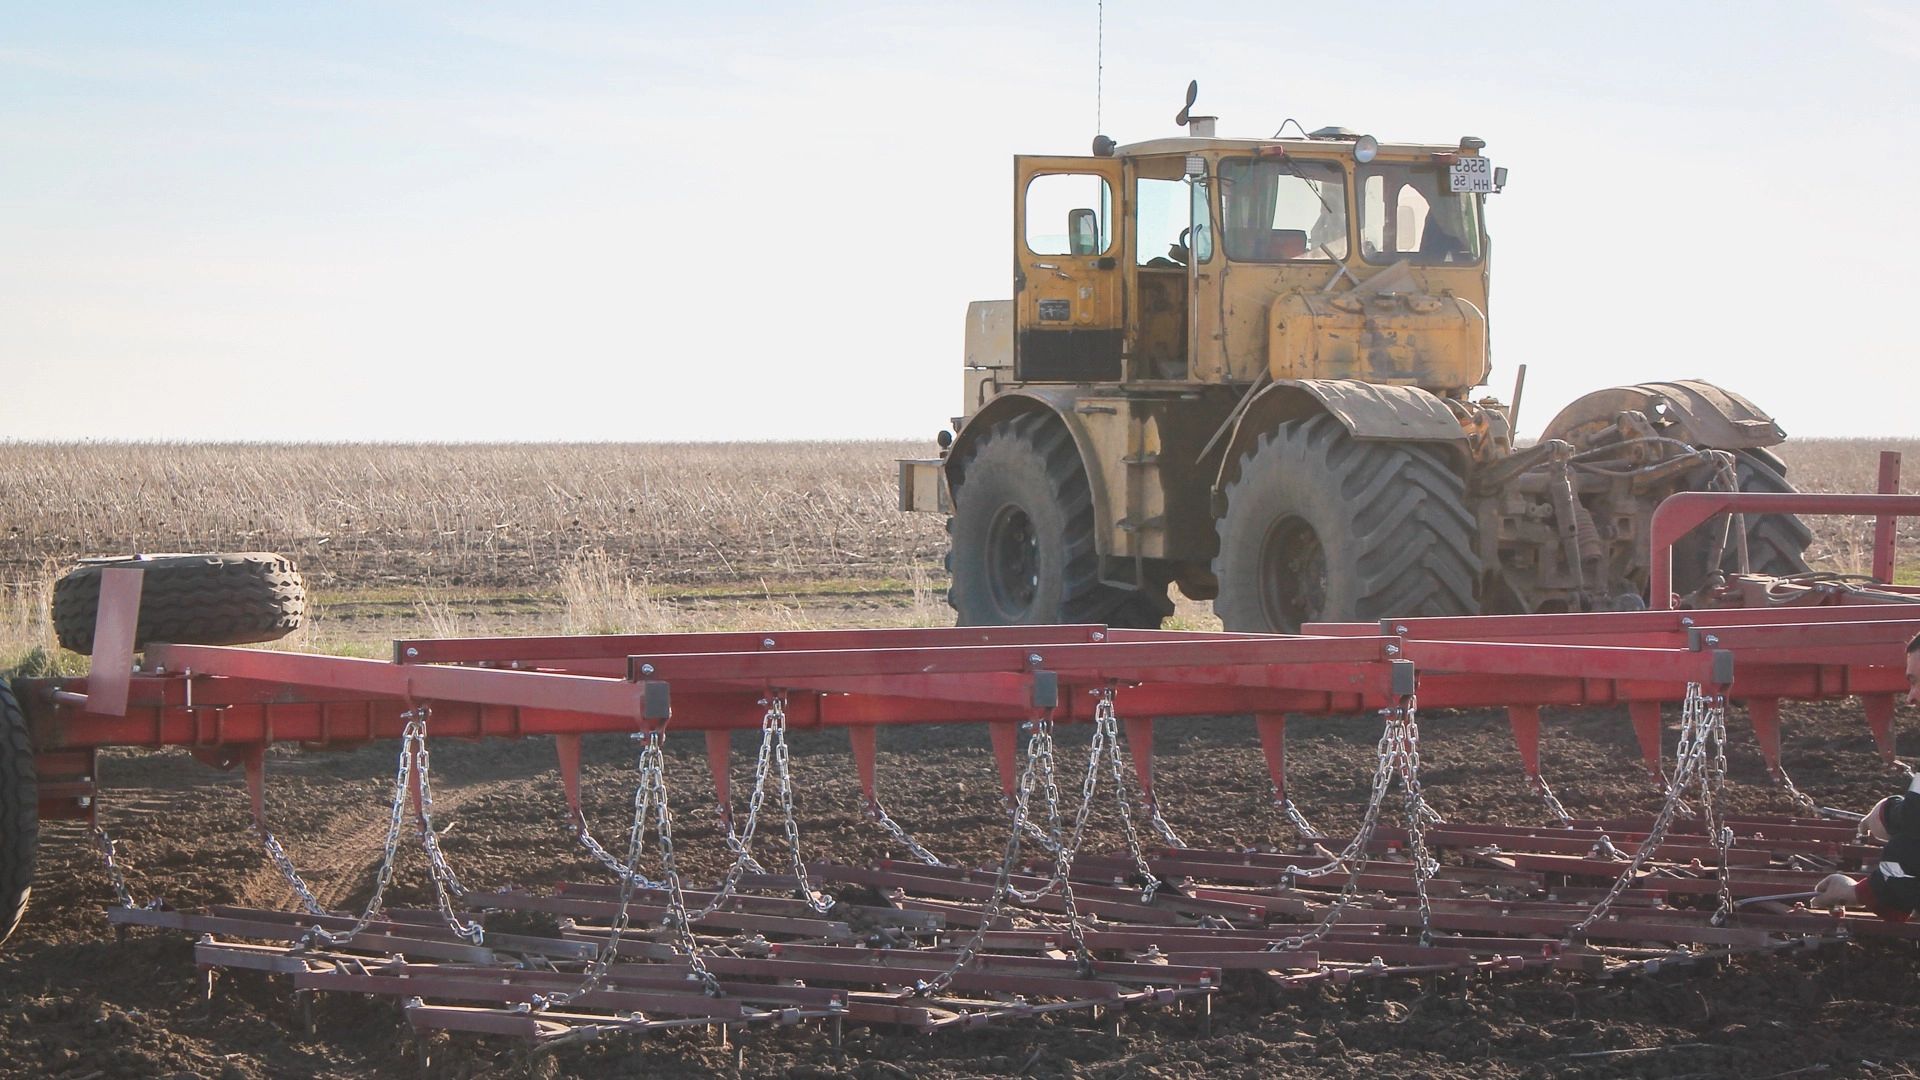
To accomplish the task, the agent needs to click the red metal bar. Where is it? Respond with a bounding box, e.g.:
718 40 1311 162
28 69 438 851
1875 451 1902 585
394 624 1112 669
1650 492 1920 609
1314 605 1920 643
85 567 144 717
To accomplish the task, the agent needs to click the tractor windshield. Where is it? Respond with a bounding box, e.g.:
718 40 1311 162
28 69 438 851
1358 164 1483 265
1217 158 1348 262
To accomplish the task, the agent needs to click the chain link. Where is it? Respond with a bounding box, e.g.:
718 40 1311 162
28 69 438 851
684 698 788 920
537 731 720 1010
91 824 136 909
1571 685 1729 936
1769 763 1822 818
869 796 947 866
763 694 836 914
1266 700 1419 953
1393 699 1438 945
408 712 484 943
1096 690 1170 902
913 716 1089 996
261 831 329 917
302 710 423 949
1529 774 1575 826
1278 797 1323 841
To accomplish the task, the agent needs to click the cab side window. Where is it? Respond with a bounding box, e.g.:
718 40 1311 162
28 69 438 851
1024 173 1113 256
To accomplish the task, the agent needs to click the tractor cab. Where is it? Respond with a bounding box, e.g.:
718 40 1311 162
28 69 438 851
1012 125 1501 394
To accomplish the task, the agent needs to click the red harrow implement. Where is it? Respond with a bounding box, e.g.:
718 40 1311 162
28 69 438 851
2 489 1916 1052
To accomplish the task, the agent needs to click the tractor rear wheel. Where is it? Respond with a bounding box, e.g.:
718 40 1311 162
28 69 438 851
53 552 306 655
0 681 36 946
1672 448 1813 595
947 414 1171 627
1212 415 1479 633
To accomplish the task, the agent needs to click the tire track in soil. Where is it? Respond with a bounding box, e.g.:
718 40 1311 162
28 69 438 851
233 780 502 910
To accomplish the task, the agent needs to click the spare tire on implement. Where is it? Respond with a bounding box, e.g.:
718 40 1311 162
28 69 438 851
52 553 306 655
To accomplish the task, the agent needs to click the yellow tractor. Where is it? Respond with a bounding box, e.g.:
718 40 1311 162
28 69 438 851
900 84 1809 631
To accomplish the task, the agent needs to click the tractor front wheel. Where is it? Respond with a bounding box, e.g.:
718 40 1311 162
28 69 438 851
0 681 36 946
947 414 1170 627
1212 415 1479 633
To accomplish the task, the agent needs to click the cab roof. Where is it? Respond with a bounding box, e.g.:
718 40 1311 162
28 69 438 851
1113 136 1467 159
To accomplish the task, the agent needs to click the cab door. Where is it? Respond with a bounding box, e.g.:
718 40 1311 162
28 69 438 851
1014 156 1126 382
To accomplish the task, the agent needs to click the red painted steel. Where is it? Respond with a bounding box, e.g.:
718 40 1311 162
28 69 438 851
1649 492 1920 608
1875 451 1902 585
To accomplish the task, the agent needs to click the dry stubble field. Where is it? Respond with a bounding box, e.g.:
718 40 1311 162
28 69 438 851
0 436 1916 1080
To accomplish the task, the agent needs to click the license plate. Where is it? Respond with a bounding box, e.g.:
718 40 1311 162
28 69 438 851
1450 157 1495 193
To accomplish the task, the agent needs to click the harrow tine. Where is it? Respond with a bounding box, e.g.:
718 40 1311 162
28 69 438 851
846 726 879 813
1505 705 1543 781
554 734 584 827
988 720 1020 805
704 730 734 829
1627 701 1667 786
1863 693 1898 762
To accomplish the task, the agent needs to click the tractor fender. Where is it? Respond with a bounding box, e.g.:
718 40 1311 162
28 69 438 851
946 389 1114 556
1539 379 1787 450
1212 379 1467 494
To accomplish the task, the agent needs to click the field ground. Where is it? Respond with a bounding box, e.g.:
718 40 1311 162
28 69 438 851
0 438 1914 669
0 437 1916 1078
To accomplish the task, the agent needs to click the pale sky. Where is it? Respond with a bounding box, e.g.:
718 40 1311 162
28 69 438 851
3 2 1915 442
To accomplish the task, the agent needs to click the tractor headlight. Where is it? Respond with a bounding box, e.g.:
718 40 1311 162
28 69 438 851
1353 135 1378 164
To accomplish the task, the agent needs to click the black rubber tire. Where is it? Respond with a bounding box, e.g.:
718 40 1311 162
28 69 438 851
946 413 1172 627
0 680 36 947
1672 448 1813 595
1212 414 1479 633
52 552 306 655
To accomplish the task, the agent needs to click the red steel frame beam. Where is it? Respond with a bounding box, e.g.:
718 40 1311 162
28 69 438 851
1649 491 1920 609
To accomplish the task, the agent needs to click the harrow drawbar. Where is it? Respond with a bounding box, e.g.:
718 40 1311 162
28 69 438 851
9 570 1919 1049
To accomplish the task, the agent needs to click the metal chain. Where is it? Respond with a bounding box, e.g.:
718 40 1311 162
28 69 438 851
537 733 670 1008
1393 699 1439 944
643 732 721 993
914 717 1087 997
1530 774 1575 826
261 831 330 917
1266 703 1413 952
869 796 947 866
1702 697 1736 924
408 714 484 943
1096 690 1170 902
91 824 137 909
1278 797 1323 841
575 815 666 889
683 699 788 920
1571 686 1721 935
1006 717 1100 905
303 711 424 948
764 694 835 914
1769 761 1822 817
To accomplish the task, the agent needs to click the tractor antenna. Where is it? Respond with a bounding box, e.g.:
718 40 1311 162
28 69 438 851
1095 0 1104 137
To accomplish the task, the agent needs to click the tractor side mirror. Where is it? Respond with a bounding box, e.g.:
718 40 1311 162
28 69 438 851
1067 208 1099 255
1493 166 1509 192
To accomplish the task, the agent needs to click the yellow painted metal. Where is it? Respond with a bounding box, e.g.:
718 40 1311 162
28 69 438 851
1268 290 1488 389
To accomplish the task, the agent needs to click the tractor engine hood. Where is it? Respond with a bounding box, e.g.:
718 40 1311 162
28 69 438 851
1268 276 1489 394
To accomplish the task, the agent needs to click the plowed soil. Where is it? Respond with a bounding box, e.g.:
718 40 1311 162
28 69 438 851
5 695 1919 1080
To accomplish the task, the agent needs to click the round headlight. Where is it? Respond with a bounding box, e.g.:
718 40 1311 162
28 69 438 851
1353 134 1378 164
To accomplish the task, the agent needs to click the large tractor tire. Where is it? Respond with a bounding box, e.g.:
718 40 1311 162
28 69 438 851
947 413 1171 627
1672 448 1814 595
53 552 306 655
1212 414 1479 633
0 681 35 946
